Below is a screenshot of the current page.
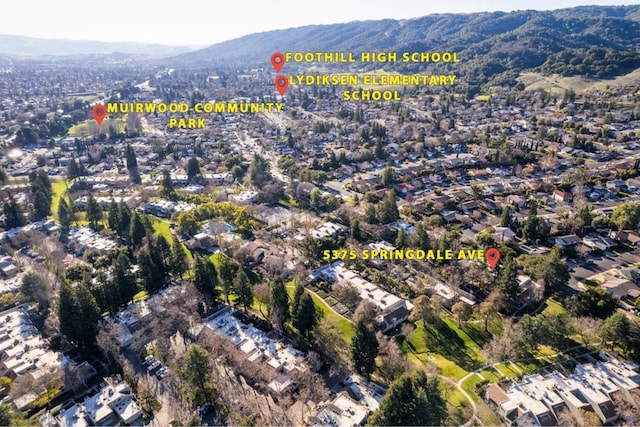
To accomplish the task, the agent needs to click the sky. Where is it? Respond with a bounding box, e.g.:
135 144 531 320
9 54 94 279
2 0 639 46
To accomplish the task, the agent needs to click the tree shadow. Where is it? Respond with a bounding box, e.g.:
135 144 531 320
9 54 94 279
463 323 492 349
423 320 483 372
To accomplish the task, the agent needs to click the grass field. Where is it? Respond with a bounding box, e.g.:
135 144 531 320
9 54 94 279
286 285 355 341
50 178 69 221
401 314 493 379
147 215 173 242
539 298 568 317
68 116 127 138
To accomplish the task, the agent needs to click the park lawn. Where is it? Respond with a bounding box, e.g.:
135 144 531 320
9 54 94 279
68 116 127 137
286 285 355 342
534 345 559 358
460 372 485 398
401 316 488 380
458 373 505 425
515 358 546 375
147 215 194 262
540 298 568 317
50 178 69 221
401 329 469 380
147 215 173 242
478 368 502 383
495 362 521 378
441 382 473 426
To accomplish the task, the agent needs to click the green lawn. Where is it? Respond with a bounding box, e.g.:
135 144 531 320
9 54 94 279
495 362 521 378
50 178 69 221
478 368 502 383
68 115 127 137
540 298 568 317
441 382 473 426
286 285 355 342
458 374 504 425
401 315 490 379
147 215 193 262
147 215 173 242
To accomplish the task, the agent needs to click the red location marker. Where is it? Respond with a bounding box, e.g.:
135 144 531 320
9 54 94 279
275 75 289 96
485 247 501 269
271 52 285 73
92 104 107 125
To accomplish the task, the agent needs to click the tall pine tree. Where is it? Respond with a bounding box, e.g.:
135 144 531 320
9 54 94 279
350 319 379 379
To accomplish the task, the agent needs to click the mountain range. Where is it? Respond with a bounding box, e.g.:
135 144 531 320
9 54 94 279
169 5 640 87
2 5 640 87
0 34 197 57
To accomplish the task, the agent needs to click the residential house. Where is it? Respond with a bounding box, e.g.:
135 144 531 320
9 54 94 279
555 235 582 248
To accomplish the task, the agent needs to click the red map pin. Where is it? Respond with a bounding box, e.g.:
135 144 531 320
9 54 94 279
275 75 289 96
485 247 501 269
271 52 285 73
92 104 107 125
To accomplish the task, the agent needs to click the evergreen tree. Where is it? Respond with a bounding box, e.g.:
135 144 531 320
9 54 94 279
160 170 177 200
497 255 519 302
374 140 385 159
138 248 164 292
124 143 138 170
151 234 171 277
271 279 290 335
75 282 102 346
543 246 569 295
602 312 630 351
233 268 253 313
58 197 72 229
113 252 137 304
381 165 394 187
85 194 102 228
499 206 512 228
395 228 406 248
365 204 377 224
66 155 80 180
293 292 318 338
247 154 270 186
350 219 362 241
58 282 80 344
169 238 188 279
310 188 321 209
29 169 52 200
21 272 49 313
378 190 399 224
350 319 379 379
186 157 201 182
217 256 233 304
367 371 447 426
3 193 25 228
180 344 216 406
292 281 305 316
32 187 51 220
193 254 217 296
129 212 146 247
107 199 119 232
117 202 132 239
410 222 431 251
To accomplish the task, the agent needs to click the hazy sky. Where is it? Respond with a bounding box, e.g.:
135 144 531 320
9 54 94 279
2 0 638 46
